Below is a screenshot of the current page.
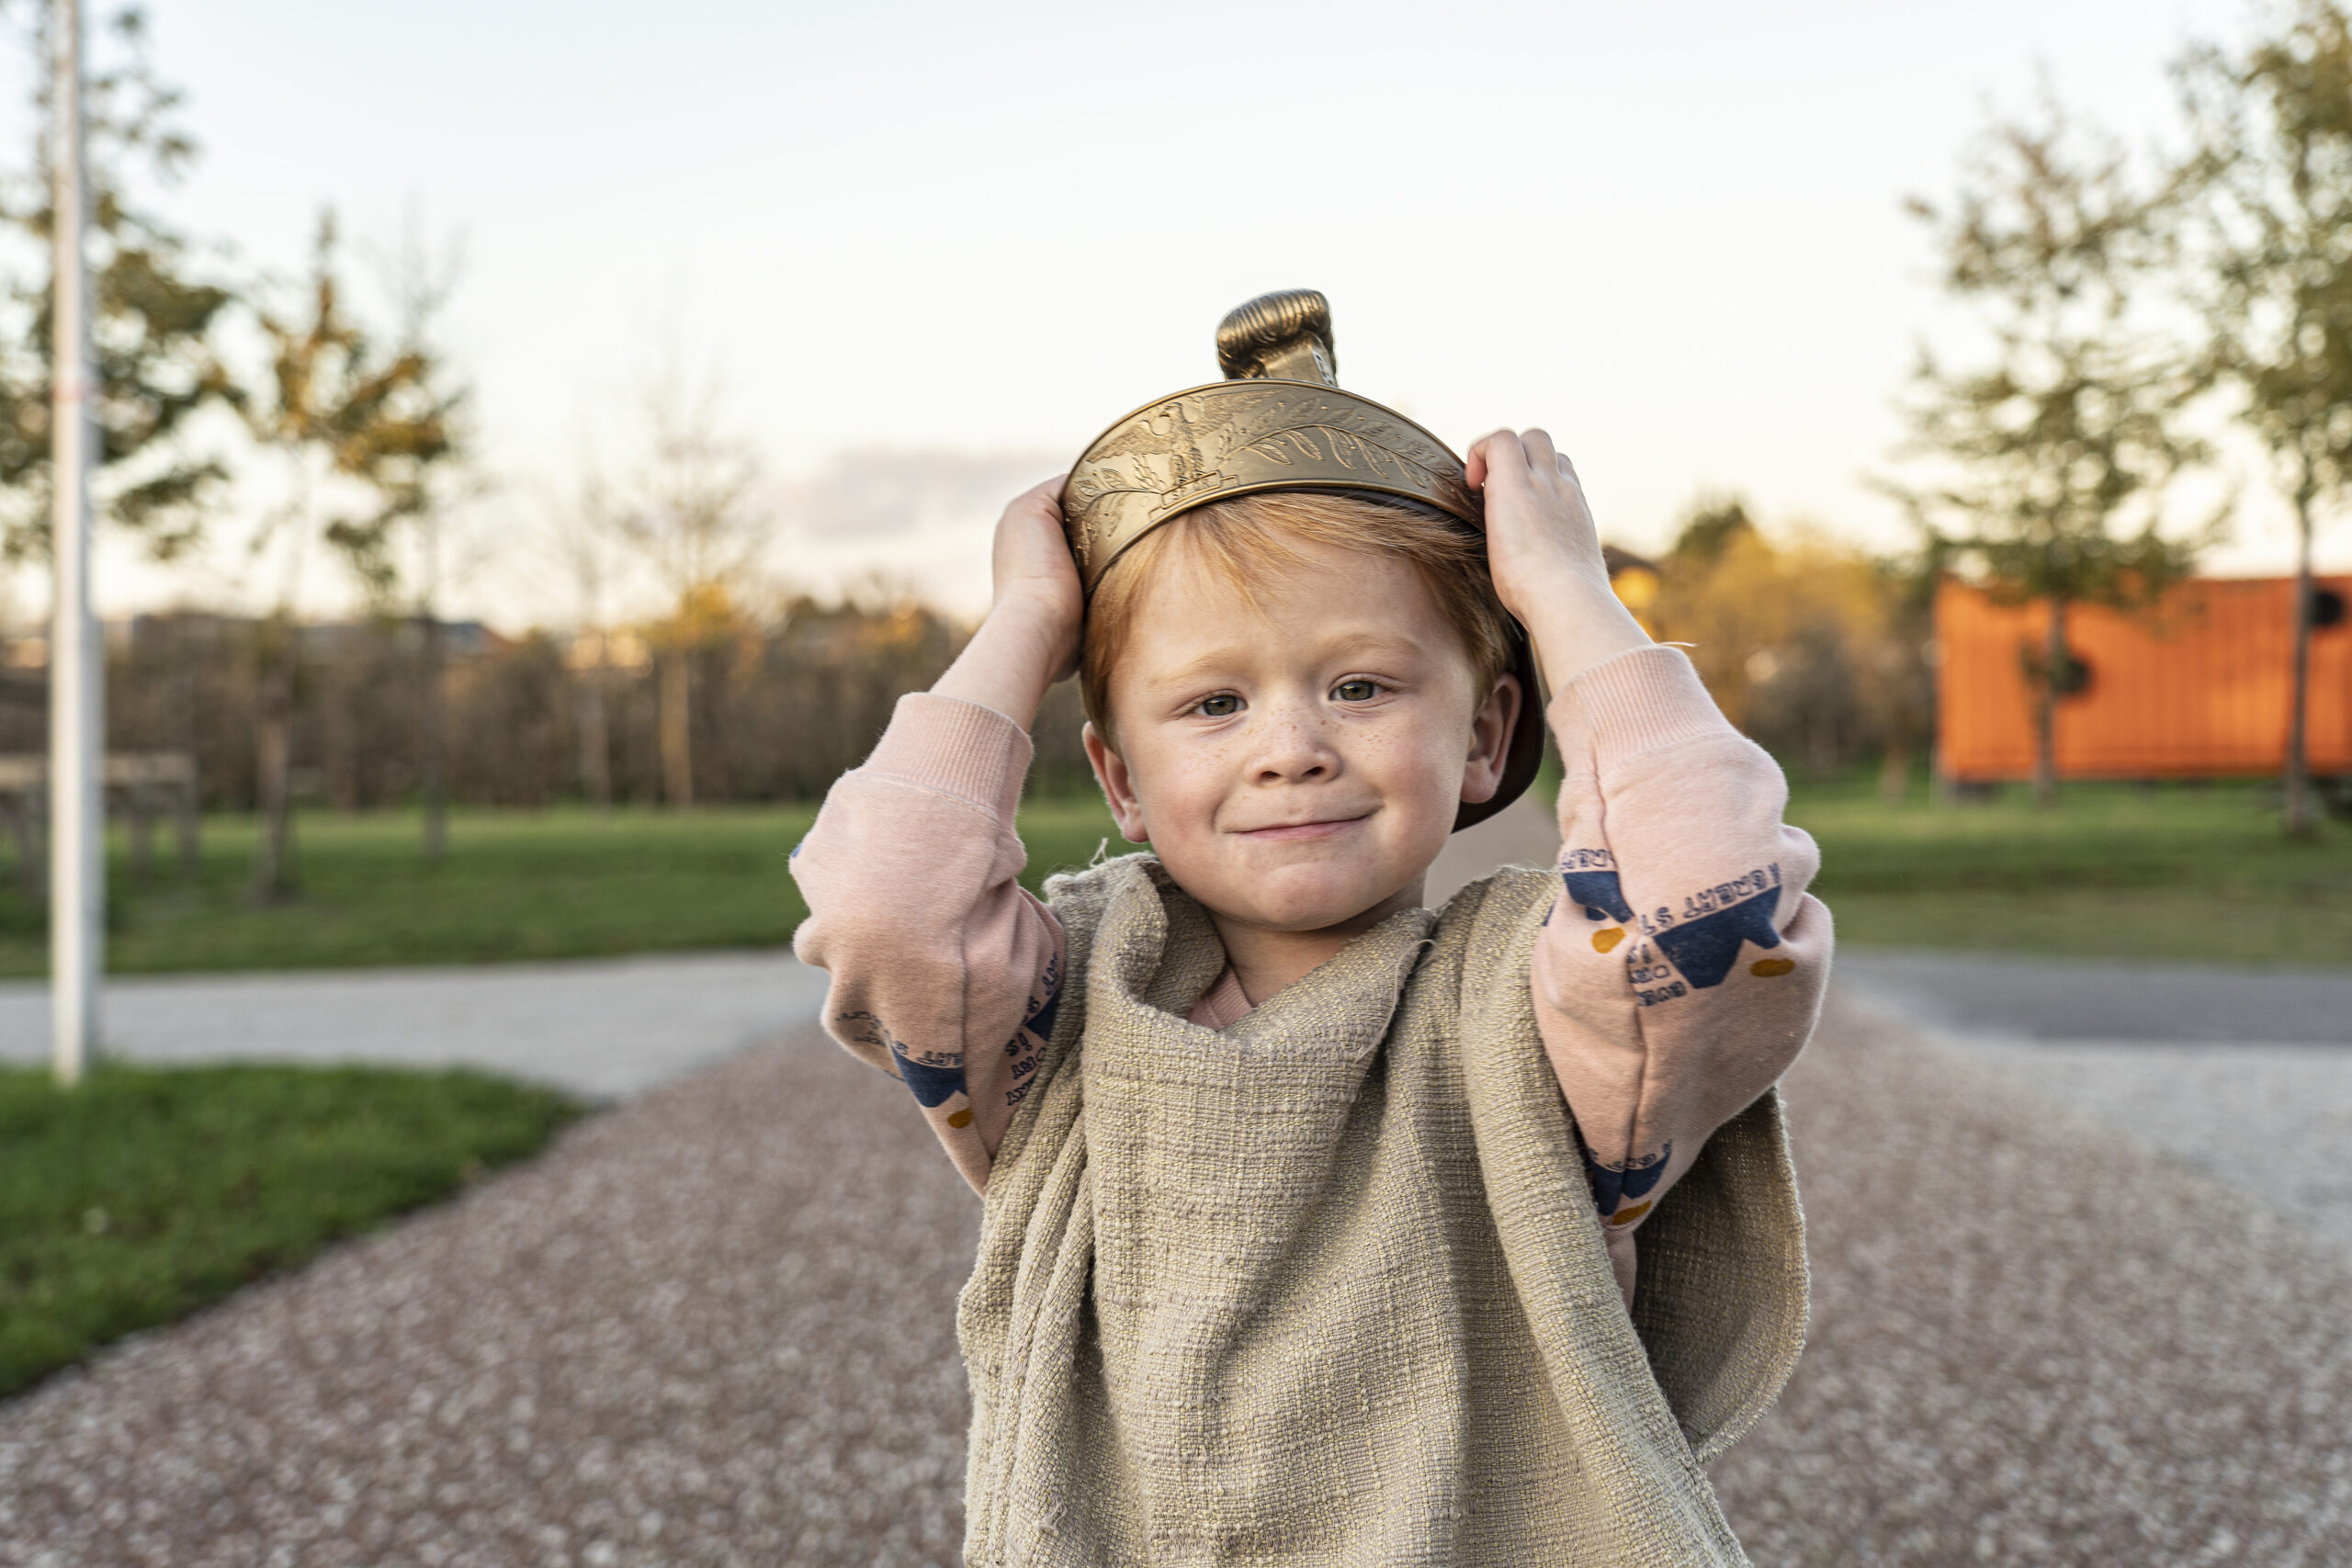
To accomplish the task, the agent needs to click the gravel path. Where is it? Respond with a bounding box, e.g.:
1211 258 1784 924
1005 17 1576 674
0 1026 976 1568
6 992 2348 1566
1929 1037 2352 1247
1710 996 2352 1564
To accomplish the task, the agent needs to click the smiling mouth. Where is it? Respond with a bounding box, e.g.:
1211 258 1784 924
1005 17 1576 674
1234 814 1371 842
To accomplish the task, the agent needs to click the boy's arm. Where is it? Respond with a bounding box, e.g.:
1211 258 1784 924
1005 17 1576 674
1468 432 1832 1300
789 478 1082 1195
791 695 1062 1193
1532 648 1830 1297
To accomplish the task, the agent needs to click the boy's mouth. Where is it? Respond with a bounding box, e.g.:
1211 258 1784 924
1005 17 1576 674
1233 813 1372 842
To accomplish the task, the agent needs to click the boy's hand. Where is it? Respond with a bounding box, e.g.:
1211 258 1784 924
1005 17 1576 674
1466 428 1611 610
932 476 1085 729
989 474 1085 677
1465 429 1651 688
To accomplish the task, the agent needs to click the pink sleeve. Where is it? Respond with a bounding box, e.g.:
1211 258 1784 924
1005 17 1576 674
788 694 1063 1194
1529 646 1833 1301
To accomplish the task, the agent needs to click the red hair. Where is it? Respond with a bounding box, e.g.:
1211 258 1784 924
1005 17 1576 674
1079 488 1513 740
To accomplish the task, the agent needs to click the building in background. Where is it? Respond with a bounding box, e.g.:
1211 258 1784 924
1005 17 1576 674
1936 577 2351 782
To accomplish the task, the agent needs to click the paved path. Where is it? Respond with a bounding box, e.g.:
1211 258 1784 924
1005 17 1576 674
1838 952 2352 1247
0 790 1559 1104
0 953 830 1100
1833 949 2352 1045
4 998 2346 1566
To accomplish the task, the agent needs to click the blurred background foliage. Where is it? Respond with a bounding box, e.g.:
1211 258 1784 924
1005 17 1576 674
0 509 2331 976
0 0 2334 974
0 500 1925 822
1637 499 1936 795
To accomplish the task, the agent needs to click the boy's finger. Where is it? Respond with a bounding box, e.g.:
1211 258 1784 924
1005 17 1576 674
1466 429 1527 491
1005 474 1069 525
1520 428 1558 476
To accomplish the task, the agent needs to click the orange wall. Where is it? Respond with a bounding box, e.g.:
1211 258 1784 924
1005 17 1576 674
1937 576 2352 780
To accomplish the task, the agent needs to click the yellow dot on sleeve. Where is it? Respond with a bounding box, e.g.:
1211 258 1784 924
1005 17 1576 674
947 1108 974 1128
1592 928 1624 953
1751 957 1795 977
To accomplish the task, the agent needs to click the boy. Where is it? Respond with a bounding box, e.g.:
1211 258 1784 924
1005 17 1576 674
792 291 1830 1564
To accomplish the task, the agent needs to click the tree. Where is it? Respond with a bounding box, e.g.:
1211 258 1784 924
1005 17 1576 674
370 214 472 861
1857 542 1949 804
1888 91 2208 807
0 3 233 562
2178 1 2352 838
603 374 775 809
1651 498 1927 788
537 471 624 813
240 211 458 899
1667 495 1761 570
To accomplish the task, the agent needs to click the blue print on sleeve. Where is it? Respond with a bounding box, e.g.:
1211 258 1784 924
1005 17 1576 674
1022 964 1062 1044
889 1043 967 1109
1563 870 1635 924
1581 1141 1672 1213
1651 889 1781 988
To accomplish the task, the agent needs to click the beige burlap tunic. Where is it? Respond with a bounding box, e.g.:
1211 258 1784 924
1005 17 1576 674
957 854 1808 1566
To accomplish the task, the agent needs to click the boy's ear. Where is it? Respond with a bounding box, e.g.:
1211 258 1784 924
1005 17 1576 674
1458 673 1522 807
1083 721 1151 843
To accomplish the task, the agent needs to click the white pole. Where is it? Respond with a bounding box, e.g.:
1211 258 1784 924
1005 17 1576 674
50 0 98 1088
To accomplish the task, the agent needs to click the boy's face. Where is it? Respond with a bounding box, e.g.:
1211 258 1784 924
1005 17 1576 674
1084 537 1519 937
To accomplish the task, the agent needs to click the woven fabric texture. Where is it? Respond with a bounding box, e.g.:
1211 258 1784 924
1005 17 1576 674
958 855 1807 1566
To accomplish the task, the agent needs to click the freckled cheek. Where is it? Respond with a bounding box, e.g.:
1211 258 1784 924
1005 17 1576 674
1352 714 1463 795
1128 745 1240 835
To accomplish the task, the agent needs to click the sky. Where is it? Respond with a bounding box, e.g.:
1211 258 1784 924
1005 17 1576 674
18 0 2348 627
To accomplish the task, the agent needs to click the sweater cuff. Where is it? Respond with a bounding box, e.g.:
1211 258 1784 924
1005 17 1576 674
862 693 1034 820
1553 645 1735 770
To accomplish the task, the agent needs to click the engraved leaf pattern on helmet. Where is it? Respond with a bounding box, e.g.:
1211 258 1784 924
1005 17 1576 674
1215 386 1458 490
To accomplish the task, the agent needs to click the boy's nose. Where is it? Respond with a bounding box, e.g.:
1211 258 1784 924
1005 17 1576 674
1250 710 1341 783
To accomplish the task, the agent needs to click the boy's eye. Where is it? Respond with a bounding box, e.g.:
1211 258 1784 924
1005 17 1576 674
1332 679 1383 703
1197 694 1243 717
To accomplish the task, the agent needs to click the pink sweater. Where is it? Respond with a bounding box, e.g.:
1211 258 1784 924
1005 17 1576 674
792 646 1832 1299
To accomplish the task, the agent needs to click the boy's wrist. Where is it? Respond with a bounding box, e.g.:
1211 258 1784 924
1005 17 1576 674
1511 570 1652 692
1555 641 1730 763
991 583 1080 640
932 593 1076 731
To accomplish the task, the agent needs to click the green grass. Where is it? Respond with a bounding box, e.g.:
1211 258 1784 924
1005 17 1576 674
0 1061 582 1398
1788 775 2352 967
0 801 1125 976
0 783 2335 974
